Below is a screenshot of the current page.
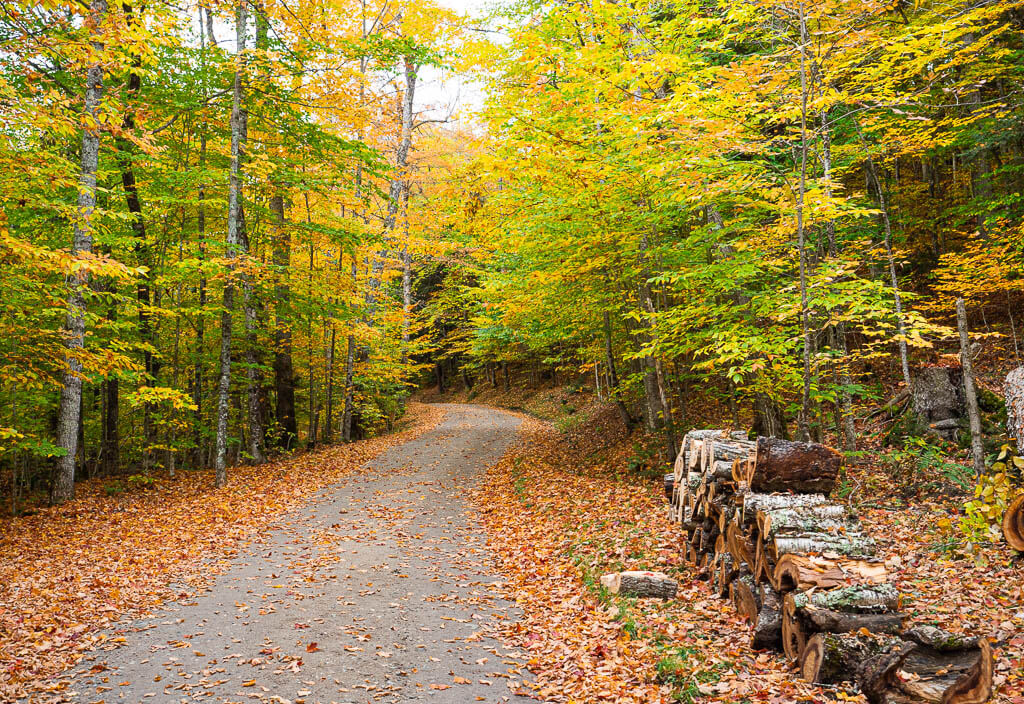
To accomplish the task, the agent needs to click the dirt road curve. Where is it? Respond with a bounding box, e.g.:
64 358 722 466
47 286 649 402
53 404 534 704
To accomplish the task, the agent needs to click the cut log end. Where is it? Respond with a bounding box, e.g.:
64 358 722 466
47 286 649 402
1003 494 1024 552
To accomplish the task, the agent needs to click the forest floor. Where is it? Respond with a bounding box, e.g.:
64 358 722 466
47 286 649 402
2 402 528 703
4 389 1024 703
426 381 1024 703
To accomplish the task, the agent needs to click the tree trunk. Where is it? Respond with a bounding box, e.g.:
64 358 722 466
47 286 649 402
602 309 633 429
214 0 248 487
341 328 356 443
795 4 812 442
114 6 156 469
270 193 297 450
858 123 912 392
956 299 985 475
324 323 335 444
194 127 208 467
54 0 108 504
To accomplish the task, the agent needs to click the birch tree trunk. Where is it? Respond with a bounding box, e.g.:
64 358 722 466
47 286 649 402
54 0 108 504
387 55 417 364
819 110 856 450
214 0 248 487
795 4 813 443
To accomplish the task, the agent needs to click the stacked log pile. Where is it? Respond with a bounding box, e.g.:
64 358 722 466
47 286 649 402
665 429 993 704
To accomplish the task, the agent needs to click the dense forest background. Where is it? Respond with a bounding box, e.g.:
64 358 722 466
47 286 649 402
2 0 1023 520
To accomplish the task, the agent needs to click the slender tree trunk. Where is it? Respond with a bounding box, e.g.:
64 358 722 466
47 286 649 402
269 194 297 449
194 131 208 467
795 3 812 442
324 323 335 443
54 0 108 504
637 231 676 460
857 123 913 391
115 6 156 470
102 376 119 476
384 56 417 353
956 299 986 475
820 110 856 450
214 0 248 487
602 310 633 429
401 181 412 364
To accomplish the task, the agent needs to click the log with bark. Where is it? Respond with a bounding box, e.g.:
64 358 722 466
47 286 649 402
782 584 901 661
747 437 842 494
599 571 678 599
751 583 783 650
757 503 851 537
891 627 994 704
768 532 876 561
800 631 912 690
803 628 993 704
730 572 759 621
1006 366 1024 451
773 553 888 592
742 492 828 526
663 473 674 502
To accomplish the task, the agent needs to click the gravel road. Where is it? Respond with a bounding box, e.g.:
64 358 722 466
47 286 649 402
56 404 533 704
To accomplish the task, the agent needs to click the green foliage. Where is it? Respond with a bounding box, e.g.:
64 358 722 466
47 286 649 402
879 437 974 497
960 445 1024 543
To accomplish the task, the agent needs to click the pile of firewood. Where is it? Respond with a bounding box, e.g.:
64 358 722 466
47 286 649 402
665 429 993 704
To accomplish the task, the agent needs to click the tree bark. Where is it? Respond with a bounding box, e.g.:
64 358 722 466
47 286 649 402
54 0 108 504
795 3 812 442
599 571 677 599
749 437 841 494
270 193 297 449
114 3 156 470
956 298 985 475
858 123 912 392
214 0 248 487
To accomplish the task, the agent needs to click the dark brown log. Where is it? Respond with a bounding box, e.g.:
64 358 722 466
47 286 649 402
773 554 888 592
800 632 911 689
892 635 993 704
664 473 675 501
782 599 808 660
1002 493 1024 552
599 571 678 599
798 605 907 635
749 437 842 494
751 584 782 650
